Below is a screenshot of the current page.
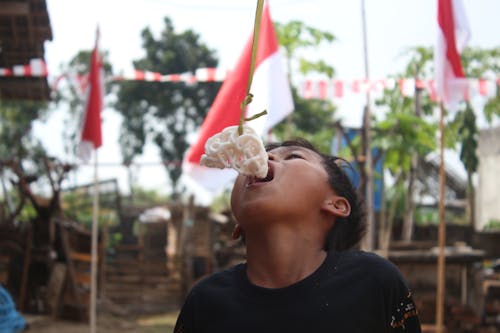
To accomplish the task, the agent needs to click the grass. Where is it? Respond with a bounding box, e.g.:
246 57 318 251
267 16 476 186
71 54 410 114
135 310 179 333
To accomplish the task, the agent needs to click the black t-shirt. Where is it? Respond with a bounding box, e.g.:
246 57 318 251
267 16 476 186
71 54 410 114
174 250 421 333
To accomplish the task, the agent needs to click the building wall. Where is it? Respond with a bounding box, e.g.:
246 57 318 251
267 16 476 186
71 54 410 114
476 126 500 230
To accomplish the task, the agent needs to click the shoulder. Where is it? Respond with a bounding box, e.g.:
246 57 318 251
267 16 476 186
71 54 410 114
337 250 407 286
188 263 244 298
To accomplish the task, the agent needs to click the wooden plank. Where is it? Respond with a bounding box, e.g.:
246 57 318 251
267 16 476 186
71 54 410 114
0 255 9 285
0 2 30 16
46 263 67 317
74 272 91 285
18 226 32 312
70 251 91 262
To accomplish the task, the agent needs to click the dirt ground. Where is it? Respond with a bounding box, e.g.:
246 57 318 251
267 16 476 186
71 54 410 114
24 310 179 333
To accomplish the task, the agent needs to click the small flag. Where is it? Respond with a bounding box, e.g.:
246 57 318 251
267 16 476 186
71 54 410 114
434 0 470 111
78 27 104 162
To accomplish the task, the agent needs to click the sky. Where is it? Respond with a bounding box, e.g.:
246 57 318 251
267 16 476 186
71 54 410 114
34 0 500 202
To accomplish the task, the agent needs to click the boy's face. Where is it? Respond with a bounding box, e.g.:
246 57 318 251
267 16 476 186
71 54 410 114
230 145 335 224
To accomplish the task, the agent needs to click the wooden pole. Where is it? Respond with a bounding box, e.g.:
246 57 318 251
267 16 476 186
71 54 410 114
361 0 374 250
90 150 100 333
436 103 447 333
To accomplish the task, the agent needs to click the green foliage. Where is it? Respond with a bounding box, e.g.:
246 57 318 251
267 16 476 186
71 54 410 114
0 101 52 222
273 20 338 149
61 189 119 228
113 18 221 195
0 101 48 160
461 47 500 124
383 179 407 219
130 186 169 206
275 20 335 80
273 88 336 153
456 104 479 174
415 207 439 225
373 81 437 176
483 219 500 230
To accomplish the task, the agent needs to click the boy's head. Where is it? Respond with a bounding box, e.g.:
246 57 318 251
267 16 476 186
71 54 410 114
264 139 365 251
230 138 366 252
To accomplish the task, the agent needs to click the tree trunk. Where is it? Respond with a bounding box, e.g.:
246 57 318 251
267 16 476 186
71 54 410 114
401 65 423 242
466 172 476 227
402 158 417 241
380 173 402 257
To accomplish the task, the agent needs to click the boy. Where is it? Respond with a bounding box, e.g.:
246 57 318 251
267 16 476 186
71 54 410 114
175 138 421 333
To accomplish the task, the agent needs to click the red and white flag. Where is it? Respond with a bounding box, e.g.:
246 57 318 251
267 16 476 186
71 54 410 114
183 3 293 194
78 28 104 162
434 0 470 111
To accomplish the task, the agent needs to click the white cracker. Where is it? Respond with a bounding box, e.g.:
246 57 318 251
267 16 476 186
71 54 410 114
200 125 268 178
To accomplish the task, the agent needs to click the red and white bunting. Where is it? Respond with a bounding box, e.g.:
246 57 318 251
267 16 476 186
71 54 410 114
111 68 229 83
297 77 498 102
7 61 495 103
1 58 48 77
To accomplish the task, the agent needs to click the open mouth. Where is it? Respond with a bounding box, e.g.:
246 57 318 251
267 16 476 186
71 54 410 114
247 163 274 186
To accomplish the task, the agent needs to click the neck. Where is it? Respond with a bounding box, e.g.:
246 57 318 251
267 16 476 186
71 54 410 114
244 226 327 289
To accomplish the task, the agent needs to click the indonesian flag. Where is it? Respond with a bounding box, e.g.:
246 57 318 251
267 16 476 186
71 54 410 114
182 3 293 194
78 28 104 162
434 0 470 111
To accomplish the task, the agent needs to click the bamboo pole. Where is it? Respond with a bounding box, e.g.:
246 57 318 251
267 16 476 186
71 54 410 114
361 0 374 250
90 150 100 333
436 103 447 333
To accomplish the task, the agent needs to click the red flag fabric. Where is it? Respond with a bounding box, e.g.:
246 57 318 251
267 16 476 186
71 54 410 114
78 28 104 162
434 0 470 111
183 3 293 194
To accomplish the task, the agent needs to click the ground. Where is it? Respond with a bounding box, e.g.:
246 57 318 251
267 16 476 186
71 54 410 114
24 310 179 333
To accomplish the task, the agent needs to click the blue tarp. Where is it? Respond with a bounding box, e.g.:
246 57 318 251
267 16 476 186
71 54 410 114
0 285 26 333
331 128 383 212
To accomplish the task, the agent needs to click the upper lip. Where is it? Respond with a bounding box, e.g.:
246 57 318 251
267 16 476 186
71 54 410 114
246 162 274 186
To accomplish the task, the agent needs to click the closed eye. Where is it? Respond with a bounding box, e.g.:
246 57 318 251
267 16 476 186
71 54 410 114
285 153 305 160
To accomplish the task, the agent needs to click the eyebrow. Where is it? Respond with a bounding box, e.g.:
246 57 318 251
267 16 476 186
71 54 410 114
272 146 318 159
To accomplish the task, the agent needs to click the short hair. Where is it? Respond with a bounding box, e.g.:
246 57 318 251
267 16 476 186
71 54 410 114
265 138 366 251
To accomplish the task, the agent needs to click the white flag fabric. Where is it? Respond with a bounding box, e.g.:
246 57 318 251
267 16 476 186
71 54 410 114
434 0 471 112
182 3 293 196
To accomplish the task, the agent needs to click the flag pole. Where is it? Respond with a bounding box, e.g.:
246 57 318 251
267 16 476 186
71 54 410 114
90 149 100 333
361 0 374 251
436 102 447 333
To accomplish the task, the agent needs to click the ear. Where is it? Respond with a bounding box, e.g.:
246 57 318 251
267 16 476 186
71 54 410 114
321 196 351 218
232 224 242 240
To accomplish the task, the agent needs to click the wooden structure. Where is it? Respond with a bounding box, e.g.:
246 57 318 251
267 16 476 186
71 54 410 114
103 202 227 314
0 0 52 100
46 219 105 321
0 224 31 312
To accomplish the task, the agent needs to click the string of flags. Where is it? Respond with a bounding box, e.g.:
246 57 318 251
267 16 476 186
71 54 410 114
298 77 499 101
3 58 499 102
0 58 48 77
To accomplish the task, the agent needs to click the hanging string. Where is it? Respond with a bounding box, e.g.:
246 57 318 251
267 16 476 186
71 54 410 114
238 0 268 135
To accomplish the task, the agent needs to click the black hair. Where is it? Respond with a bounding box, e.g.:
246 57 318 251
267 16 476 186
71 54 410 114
265 138 366 251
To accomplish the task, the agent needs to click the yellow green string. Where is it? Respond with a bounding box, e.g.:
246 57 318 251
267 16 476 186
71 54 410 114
238 0 268 135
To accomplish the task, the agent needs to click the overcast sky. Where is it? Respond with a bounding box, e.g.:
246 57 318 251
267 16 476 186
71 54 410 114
35 0 500 201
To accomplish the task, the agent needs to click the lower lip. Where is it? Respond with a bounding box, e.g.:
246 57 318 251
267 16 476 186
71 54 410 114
246 180 271 188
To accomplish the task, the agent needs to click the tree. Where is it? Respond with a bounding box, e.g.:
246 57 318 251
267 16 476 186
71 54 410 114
0 100 49 223
373 46 500 247
452 46 500 227
372 98 437 252
0 100 74 259
113 18 221 196
273 20 337 152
